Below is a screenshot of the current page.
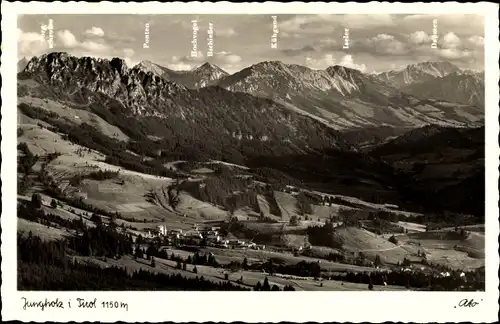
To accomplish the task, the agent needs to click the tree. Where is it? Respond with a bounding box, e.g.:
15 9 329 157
339 208 358 227
90 213 102 226
50 199 58 209
224 273 229 280
374 255 382 267
31 194 43 209
182 262 187 270
289 215 299 226
459 228 469 240
167 186 181 210
402 257 411 267
193 266 198 274
254 281 262 291
134 245 142 259
388 235 398 245
296 192 313 215
262 277 271 291
368 276 374 290
272 284 280 291
151 257 156 268
242 257 249 270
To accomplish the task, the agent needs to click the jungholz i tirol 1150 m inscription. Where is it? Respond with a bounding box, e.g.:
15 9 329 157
14 11 487 293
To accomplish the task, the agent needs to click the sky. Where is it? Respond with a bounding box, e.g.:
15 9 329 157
18 14 485 74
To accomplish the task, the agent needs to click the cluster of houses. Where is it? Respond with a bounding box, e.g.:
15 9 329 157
141 223 265 250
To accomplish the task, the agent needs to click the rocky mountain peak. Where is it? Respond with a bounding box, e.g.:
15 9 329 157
377 60 463 86
194 62 217 71
192 62 229 80
17 57 30 72
406 61 461 78
22 52 186 116
326 65 364 80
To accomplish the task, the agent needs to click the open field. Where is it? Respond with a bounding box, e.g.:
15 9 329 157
18 95 129 141
196 246 383 273
396 221 426 233
73 255 405 291
395 231 485 269
18 218 72 241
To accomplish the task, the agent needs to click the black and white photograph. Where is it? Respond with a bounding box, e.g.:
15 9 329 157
13 12 489 291
2 2 499 323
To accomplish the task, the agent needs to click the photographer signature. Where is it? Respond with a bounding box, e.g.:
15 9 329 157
455 298 482 308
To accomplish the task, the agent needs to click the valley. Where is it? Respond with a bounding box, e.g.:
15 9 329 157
16 53 485 291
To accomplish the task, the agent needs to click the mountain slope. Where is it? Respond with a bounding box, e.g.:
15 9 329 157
217 61 483 130
377 61 484 108
134 60 177 79
18 52 485 219
18 57 29 73
134 60 229 89
400 71 484 108
19 53 352 164
370 125 484 217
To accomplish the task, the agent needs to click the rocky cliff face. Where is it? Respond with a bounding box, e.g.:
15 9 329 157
20 52 352 155
18 57 29 73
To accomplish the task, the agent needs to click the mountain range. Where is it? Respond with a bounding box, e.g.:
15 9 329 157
17 53 485 152
132 59 484 129
377 62 484 107
17 52 485 216
399 70 485 108
377 61 462 85
19 52 351 163
135 60 229 89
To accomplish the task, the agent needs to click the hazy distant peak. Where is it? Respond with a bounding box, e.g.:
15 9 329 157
406 61 461 77
377 60 463 86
